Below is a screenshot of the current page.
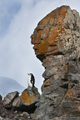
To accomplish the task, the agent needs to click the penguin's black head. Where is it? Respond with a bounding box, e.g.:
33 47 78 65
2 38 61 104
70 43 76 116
28 73 33 76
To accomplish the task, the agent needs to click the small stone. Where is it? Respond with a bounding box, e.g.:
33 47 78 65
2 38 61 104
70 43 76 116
22 112 30 118
14 111 18 114
30 113 38 120
20 114 23 117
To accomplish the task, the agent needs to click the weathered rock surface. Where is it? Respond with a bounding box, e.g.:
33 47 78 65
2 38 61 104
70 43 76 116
1 86 40 119
0 95 32 120
3 87 40 112
21 87 40 106
31 5 80 120
3 91 19 109
13 86 40 112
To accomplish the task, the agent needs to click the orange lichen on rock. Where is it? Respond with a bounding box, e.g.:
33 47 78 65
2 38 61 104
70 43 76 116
71 97 77 101
43 80 52 86
31 6 69 58
21 89 35 105
74 102 78 109
21 87 40 106
66 89 75 98
33 39 49 55
63 65 67 71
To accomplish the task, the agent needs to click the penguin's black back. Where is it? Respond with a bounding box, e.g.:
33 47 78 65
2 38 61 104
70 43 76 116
30 74 35 87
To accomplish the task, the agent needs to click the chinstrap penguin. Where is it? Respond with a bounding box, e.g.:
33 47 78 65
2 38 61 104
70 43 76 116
28 73 35 88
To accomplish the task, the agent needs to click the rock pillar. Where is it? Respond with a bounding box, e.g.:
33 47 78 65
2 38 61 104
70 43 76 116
31 6 80 120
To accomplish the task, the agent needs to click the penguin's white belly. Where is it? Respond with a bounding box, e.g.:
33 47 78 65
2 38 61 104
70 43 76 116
28 76 32 87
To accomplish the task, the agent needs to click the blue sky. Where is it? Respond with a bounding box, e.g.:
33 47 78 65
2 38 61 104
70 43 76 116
0 0 80 93
0 0 21 37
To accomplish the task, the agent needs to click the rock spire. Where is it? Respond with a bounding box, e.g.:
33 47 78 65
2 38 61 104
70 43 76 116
31 5 80 120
